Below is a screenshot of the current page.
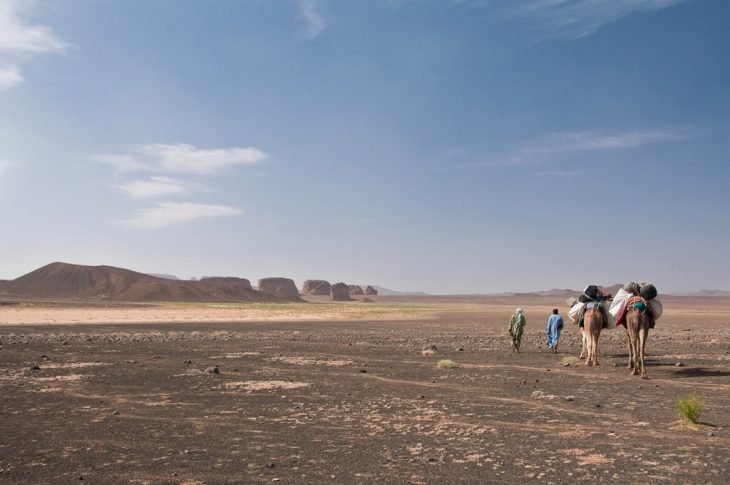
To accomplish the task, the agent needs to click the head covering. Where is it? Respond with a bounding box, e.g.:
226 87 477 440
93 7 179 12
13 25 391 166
516 308 523 313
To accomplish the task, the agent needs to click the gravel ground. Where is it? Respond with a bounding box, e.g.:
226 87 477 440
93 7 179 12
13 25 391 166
1 312 729 484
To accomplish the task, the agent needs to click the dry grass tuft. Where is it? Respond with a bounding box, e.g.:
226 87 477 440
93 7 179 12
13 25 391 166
561 356 579 366
437 359 457 369
676 394 704 424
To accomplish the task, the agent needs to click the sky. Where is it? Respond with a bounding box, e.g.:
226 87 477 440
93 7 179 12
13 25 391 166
0 0 728 294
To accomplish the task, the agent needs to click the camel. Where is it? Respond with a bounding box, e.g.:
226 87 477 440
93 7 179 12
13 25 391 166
625 300 654 379
580 305 606 366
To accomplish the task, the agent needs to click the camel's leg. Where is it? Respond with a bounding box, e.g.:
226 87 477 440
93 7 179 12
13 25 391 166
640 326 649 379
631 334 641 376
626 327 634 369
592 331 600 366
587 327 597 367
580 330 587 359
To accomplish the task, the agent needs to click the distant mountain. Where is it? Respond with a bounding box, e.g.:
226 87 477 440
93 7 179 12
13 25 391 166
372 285 429 296
668 289 730 297
147 273 180 280
0 262 300 303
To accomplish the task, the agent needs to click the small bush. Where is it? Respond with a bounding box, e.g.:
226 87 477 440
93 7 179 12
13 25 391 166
437 359 457 369
676 395 704 424
561 356 579 366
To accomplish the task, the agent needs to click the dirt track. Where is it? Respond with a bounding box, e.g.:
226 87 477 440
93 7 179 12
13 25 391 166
1 303 729 484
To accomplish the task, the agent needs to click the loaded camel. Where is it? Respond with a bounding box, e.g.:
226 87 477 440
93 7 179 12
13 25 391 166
580 305 607 366
624 296 655 379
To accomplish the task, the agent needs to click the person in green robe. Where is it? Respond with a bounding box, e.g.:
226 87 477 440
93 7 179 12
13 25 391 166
509 308 526 352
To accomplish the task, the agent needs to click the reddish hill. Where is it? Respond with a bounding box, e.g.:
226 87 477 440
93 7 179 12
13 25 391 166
1 262 300 303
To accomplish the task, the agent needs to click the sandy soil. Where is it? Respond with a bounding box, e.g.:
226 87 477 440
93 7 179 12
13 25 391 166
1 297 729 483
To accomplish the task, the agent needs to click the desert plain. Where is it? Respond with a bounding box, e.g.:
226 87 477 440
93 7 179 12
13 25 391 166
1 295 729 484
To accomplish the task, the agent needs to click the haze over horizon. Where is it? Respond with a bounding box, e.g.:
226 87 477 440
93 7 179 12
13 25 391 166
1 0 729 294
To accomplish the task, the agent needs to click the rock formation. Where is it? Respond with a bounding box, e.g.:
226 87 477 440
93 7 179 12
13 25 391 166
365 285 378 295
257 278 299 297
348 285 365 295
302 280 331 296
331 282 352 301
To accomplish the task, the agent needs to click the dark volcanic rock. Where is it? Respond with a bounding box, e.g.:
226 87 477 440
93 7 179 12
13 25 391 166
348 285 365 296
257 278 299 297
331 283 352 301
365 285 378 296
302 280 331 296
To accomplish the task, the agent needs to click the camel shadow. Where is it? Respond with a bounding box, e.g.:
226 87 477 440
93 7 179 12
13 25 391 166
671 367 730 378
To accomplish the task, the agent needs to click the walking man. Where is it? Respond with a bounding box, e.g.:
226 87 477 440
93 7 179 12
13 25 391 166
509 308 526 353
546 308 564 353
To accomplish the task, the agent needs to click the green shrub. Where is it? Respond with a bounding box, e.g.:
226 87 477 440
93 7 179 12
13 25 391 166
437 359 457 369
676 394 704 424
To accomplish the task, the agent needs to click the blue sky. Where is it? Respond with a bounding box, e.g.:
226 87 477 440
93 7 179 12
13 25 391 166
0 0 728 294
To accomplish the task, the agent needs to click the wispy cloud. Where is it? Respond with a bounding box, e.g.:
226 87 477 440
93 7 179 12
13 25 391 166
297 0 326 39
93 143 269 174
450 129 688 169
452 0 685 41
0 0 67 90
117 176 191 199
0 64 22 89
119 202 241 229
519 0 684 39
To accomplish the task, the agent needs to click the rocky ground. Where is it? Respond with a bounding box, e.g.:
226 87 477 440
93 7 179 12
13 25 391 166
1 310 729 484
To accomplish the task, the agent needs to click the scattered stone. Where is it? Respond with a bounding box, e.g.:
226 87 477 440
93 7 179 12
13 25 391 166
531 391 544 398
125 360 137 364
359 369 367 373
612 363 618 367
111 411 119 416
40 355 49 361
456 347 464 352
595 403 602 408
184 360 192 365
427 457 438 463
62 341 69 345
30 365 40 371
707 431 714 437
565 396 575 401
675 362 684 367
206 366 220 374
185 369 204 376
266 463 276 469
563 362 571 367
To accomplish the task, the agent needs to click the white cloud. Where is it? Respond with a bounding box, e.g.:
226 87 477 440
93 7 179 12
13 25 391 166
0 63 22 90
93 143 269 174
452 0 685 40
0 0 67 89
451 129 687 169
297 0 326 39
517 0 684 39
119 202 241 229
117 176 191 199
